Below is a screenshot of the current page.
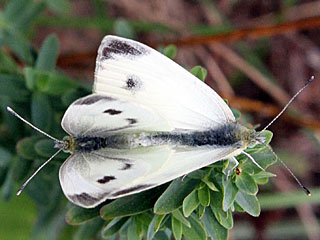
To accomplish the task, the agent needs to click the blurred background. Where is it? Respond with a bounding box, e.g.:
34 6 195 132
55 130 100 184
0 0 320 239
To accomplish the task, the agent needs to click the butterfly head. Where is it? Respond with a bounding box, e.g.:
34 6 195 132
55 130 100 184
54 136 74 153
237 125 266 149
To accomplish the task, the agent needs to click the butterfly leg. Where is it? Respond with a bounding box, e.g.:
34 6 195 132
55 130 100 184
242 151 265 171
225 156 239 180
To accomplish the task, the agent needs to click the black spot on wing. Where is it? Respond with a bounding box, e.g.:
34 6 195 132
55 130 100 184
121 163 132 170
74 95 115 105
103 109 122 115
68 192 101 206
102 39 148 59
126 118 137 125
97 175 116 184
125 75 142 91
111 184 153 197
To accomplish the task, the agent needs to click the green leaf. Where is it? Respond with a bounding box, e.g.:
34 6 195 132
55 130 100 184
101 185 167 219
153 231 170 240
222 178 238 212
147 214 167 240
163 45 177 59
211 206 233 230
198 186 210 207
102 217 129 237
182 189 199 217
172 209 190 228
31 92 53 132
127 217 141 240
231 108 241 120
171 216 182 240
253 171 276 185
16 136 42 160
197 204 205 219
65 206 100 225
73 217 105 240
182 214 207 240
189 66 207 82
235 191 260 217
35 34 59 72
201 177 219 191
235 172 258 195
154 178 200 214
258 130 273 145
202 208 228 240
154 214 167 232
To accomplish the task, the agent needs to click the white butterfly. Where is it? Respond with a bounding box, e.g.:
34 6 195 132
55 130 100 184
9 35 310 208
57 35 262 208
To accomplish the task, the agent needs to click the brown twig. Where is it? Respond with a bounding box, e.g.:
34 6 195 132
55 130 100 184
156 16 320 47
227 96 320 130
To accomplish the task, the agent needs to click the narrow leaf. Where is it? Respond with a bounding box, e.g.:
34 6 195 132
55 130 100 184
35 34 59 71
172 209 190 228
154 178 200 214
163 45 177 59
66 206 100 225
101 185 166 219
222 178 238 211
198 186 210 206
182 189 199 217
235 191 260 217
182 214 207 240
235 172 258 195
189 66 207 82
202 208 228 240
73 217 105 240
171 217 182 240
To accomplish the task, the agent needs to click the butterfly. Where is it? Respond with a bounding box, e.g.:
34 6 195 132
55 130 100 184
9 35 311 208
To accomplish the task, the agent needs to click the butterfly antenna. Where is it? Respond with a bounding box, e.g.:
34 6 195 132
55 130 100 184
259 76 314 134
259 140 311 196
6 106 63 144
16 148 63 196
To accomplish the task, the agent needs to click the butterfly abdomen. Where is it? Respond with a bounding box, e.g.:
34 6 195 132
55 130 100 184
145 122 244 148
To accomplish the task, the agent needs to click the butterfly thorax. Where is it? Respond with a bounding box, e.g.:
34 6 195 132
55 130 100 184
69 122 255 153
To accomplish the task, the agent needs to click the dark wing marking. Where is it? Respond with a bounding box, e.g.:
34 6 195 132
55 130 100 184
103 109 122 115
74 95 115 105
97 176 116 184
102 39 149 59
111 184 153 197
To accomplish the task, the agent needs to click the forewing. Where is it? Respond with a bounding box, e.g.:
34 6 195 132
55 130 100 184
94 35 235 130
61 94 171 136
59 145 236 208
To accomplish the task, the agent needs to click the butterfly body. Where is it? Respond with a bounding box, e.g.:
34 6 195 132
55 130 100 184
66 118 254 153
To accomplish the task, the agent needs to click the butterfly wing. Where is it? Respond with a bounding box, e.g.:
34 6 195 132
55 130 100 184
93 35 235 130
61 94 172 137
59 145 236 208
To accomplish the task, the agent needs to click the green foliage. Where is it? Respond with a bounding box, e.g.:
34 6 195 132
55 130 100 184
0 1 280 239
